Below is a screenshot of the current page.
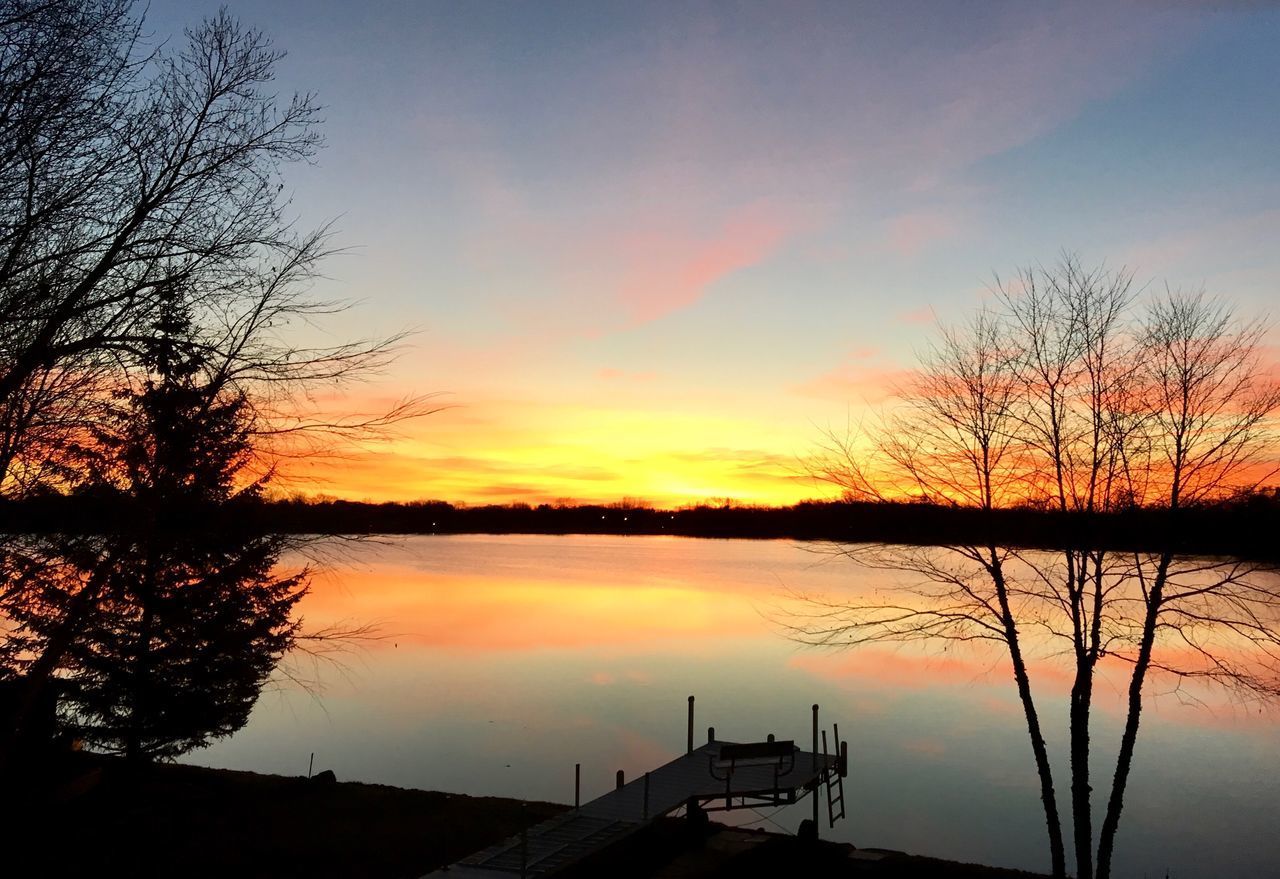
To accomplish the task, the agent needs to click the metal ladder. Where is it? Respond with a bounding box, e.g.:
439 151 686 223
822 725 846 827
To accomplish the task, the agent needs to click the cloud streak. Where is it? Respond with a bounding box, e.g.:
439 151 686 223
615 203 792 324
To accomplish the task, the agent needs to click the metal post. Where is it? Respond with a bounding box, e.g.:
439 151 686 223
616 769 625 790
575 763 581 810
687 695 695 754
812 703 820 837
643 771 651 820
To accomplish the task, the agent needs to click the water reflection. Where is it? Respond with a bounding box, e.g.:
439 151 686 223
2 525 305 761
195 534 1277 879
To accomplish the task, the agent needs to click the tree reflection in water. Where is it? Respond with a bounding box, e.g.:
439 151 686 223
2 303 308 761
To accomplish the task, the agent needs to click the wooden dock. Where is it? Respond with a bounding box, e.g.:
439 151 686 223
427 700 846 878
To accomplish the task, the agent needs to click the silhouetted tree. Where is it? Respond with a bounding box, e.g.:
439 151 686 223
0 1 431 765
2 300 306 760
0 0 423 494
797 256 1280 879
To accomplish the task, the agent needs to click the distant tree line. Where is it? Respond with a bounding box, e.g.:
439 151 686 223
2 491 1276 558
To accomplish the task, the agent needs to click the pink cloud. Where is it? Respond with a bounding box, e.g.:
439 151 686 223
790 360 917 404
898 305 936 325
616 205 791 324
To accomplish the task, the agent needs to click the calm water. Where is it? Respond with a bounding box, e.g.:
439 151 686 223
186 534 1280 878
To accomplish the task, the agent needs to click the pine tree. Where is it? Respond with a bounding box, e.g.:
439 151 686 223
5 299 308 760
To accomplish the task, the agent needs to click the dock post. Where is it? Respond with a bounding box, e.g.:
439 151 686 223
616 769 625 790
520 824 528 879
707 725 715 744
811 704 819 770
812 703 820 838
687 695 695 754
835 722 847 777
575 763 581 810
643 771 651 820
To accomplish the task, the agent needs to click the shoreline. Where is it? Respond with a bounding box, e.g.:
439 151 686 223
11 752 1051 878
4 494 1276 559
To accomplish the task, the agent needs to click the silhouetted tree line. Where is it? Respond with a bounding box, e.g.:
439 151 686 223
2 492 1274 557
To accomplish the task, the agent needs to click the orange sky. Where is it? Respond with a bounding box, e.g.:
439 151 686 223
283 387 851 507
188 0 1280 509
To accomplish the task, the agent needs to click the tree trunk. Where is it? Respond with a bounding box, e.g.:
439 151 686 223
992 552 1067 878
1096 554 1169 879
126 590 155 763
1069 661 1095 879
0 565 108 772
1069 548 1096 879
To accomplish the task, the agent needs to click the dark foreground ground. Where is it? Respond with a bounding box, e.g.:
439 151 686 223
6 753 1049 879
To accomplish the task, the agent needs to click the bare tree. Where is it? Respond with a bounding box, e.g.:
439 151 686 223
796 256 1280 879
0 2 434 766
0 1 426 493
810 302 1068 877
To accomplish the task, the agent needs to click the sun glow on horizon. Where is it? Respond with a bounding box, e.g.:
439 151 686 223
165 0 1280 512
267 380 875 506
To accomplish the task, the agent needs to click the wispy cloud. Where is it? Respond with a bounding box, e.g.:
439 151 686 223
897 305 937 325
614 203 793 324
790 349 915 405
877 210 961 257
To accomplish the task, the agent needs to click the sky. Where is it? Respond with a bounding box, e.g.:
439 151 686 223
146 0 1280 507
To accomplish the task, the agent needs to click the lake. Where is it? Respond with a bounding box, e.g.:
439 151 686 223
185 534 1280 878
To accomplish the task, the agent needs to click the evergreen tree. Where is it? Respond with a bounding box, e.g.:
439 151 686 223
4 300 308 760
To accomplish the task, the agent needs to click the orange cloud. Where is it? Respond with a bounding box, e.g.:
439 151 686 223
284 395 824 507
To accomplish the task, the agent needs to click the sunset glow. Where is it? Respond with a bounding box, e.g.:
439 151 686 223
143 0 1280 506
